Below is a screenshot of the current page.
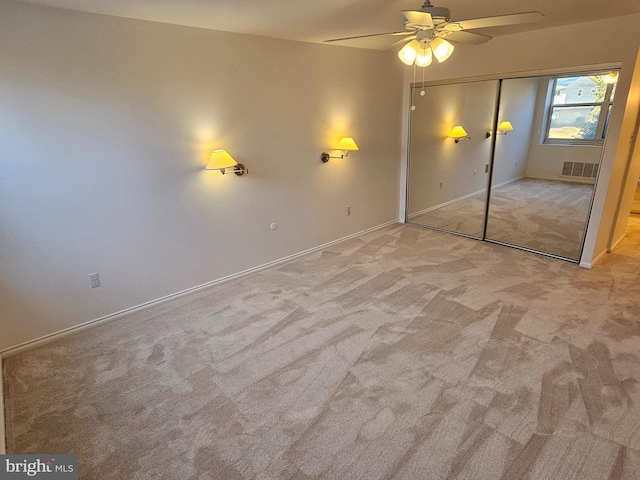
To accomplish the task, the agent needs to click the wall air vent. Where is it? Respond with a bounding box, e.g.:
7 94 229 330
561 162 598 179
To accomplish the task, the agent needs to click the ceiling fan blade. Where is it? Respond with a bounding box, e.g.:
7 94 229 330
324 31 415 43
455 12 544 30
402 10 434 28
444 31 492 45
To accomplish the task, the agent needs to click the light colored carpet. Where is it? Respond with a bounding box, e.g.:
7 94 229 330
410 178 594 260
4 222 640 479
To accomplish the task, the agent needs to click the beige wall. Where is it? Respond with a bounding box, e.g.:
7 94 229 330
493 77 538 185
0 0 403 351
399 14 640 266
407 80 496 216
608 48 640 250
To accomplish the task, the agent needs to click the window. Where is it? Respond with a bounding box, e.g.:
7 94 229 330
544 73 617 145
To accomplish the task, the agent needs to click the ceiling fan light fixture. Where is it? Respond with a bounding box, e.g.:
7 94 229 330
415 47 433 67
431 37 454 63
323 2 544 69
398 39 421 65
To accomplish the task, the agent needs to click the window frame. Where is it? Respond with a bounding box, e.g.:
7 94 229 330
543 74 616 146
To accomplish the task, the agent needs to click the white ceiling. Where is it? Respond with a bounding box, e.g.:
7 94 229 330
17 0 640 49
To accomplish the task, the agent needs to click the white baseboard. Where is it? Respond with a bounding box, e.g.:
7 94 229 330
408 176 524 220
528 174 595 185
409 188 487 219
1 357 6 454
609 233 627 252
0 219 398 359
491 175 526 190
580 248 608 269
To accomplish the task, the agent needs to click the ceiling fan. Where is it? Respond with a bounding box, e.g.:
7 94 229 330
324 0 544 67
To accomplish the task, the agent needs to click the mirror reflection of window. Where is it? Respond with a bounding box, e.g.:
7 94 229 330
545 74 617 144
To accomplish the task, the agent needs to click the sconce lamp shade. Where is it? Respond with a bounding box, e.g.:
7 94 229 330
430 38 454 63
206 150 238 170
449 126 470 143
337 137 359 151
205 149 247 175
398 40 421 66
487 121 514 138
449 126 468 139
498 121 514 132
321 137 359 162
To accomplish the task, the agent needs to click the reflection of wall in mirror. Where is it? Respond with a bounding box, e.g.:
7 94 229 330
408 81 496 216
492 77 539 186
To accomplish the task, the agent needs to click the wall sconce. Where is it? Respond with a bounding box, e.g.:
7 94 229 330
321 137 359 163
487 121 514 138
205 150 247 175
498 121 514 134
449 126 470 143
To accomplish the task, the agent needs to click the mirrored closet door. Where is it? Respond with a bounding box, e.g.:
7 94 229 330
406 70 619 262
407 79 499 238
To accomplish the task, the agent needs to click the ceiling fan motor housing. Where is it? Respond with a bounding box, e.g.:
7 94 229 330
423 6 451 23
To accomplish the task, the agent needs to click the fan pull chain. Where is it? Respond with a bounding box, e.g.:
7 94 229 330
411 62 417 111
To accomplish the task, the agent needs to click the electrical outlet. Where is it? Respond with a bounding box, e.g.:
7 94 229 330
89 272 101 288
346 206 351 216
